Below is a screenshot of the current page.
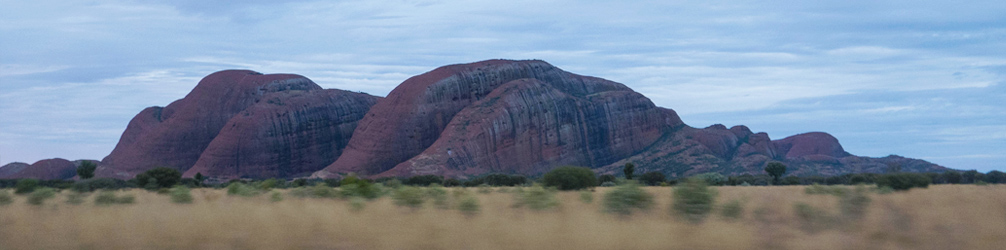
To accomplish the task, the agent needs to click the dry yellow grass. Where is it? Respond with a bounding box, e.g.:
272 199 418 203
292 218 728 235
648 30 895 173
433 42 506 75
1 185 1005 250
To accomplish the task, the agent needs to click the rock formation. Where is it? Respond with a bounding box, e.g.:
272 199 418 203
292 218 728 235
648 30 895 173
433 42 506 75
90 59 946 180
99 70 380 179
1 158 77 180
0 162 30 178
314 59 676 178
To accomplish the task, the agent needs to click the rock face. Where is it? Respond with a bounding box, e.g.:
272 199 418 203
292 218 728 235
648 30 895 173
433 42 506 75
183 89 379 179
100 70 380 179
1 159 78 180
315 60 676 178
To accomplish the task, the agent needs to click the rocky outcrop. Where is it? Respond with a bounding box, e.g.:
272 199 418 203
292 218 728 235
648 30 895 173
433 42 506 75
2 158 78 180
315 59 676 178
100 70 379 179
0 162 30 178
182 89 379 179
596 125 949 177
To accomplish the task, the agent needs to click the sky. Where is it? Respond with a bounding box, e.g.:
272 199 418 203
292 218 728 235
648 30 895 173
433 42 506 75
1 0 1003 172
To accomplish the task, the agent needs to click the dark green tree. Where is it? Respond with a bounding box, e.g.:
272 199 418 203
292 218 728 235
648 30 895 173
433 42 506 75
193 172 204 187
623 163 636 180
543 166 598 190
598 174 617 184
76 161 97 179
764 162 787 185
134 167 182 190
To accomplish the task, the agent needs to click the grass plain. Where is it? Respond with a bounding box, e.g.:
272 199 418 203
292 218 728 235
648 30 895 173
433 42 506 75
1 185 1005 250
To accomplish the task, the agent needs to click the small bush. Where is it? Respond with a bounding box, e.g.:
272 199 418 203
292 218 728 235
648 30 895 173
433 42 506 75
638 172 666 186
672 178 718 223
426 184 450 209
15 179 39 194
94 191 134 205
258 179 280 190
169 186 194 204
0 190 13 205
269 191 283 202
134 167 182 190
602 183 654 216
227 182 262 197
27 188 57 205
65 191 88 205
404 175 444 186
457 195 480 216
579 190 594 204
542 166 598 190
392 186 426 209
600 181 616 187
340 182 381 199
513 184 559 210
720 199 744 220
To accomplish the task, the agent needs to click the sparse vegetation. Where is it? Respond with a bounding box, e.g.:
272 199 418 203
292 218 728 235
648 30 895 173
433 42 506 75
391 186 426 209
542 166 597 190
169 185 193 204
0 190 13 205
602 182 654 216
134 167 182 190
27 188 57 205
94 191 134 205
0 183 1003 249
875 172 930 191
638 172 666 186
512 184 559 210
672 178 717 223
15 178 39 194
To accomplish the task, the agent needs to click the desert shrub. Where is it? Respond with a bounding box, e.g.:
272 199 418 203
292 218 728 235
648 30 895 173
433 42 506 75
65 191 88 205
404 175 444 186
602 183 654 216
227 182 262 197
598 174 617 184
765 162 787 184
720 199 744 220
600 181 616 187
0 190 13 205
477 184 492 194
579 190 594 204
392 186 426 209
794 202 833 233
382 178 403 189
672 178 718 223
638 172 666 186
513 184 559 210
542 166 598 190
457 195 480 216
693 172 726 186
27 188 57 205
876 173 930 191
15 179 39 194
258 179 280 190
781 176 802 185
340 181 381 199
134 167 182 190
292 179 309 187
309 183 338 198
169 185 194 204
838 186 871 220
269 191 283 202
94 191 134 205
424 184 449 209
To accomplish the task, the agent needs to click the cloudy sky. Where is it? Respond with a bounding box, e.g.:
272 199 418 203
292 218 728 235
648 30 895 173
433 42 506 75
1 0 1003 172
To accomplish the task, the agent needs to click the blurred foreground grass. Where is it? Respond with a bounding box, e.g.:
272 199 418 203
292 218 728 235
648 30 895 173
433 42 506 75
1 185 1004 250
